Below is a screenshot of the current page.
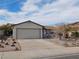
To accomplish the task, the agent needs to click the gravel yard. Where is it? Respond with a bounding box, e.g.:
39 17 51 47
0 38 21 52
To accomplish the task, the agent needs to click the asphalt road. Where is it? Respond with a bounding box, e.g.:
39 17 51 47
33 54 79 59
54 55 79 59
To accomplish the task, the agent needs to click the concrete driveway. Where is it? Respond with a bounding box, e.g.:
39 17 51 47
18 39 63 50
0 39 79 59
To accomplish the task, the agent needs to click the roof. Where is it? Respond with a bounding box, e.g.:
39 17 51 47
13 20 44 27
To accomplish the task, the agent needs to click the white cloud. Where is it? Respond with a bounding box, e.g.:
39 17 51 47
21 0 41 12
0 0 79 25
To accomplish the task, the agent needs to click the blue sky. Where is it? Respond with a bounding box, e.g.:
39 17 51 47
0 0 79 25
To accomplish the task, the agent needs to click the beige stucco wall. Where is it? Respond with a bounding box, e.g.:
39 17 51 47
13 28 16 39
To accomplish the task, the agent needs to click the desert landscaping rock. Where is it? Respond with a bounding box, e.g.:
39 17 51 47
0 38 21 52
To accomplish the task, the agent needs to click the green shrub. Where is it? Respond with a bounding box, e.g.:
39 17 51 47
72 31 79 38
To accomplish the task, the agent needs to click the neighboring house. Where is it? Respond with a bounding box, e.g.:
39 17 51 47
13 20 46 39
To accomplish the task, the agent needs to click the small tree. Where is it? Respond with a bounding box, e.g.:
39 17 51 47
0 23 13 37
71 31 79 46
0 23 13 42
72 31 79 39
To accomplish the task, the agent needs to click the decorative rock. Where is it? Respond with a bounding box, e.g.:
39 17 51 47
15 47 19 51
5 42 9 45
15 43 21 51
1 43 5 48
13 42 17 44
11 44 15 47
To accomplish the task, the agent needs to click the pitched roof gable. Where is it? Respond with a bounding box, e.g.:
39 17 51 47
13 20 44 27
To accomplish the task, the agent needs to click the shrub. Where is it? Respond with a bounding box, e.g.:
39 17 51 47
72 31 79 38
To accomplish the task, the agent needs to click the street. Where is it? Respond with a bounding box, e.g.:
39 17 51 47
32 53 79 59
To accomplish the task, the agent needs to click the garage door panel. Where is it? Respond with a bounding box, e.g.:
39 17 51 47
16 29 41 39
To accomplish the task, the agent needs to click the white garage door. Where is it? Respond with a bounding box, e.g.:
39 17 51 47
16 29 41 39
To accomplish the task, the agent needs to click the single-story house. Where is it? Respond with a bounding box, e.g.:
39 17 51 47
13 20 46 39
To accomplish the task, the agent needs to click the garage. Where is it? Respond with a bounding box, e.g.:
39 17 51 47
16 29 41 39
13 20 45 39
